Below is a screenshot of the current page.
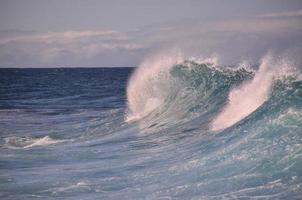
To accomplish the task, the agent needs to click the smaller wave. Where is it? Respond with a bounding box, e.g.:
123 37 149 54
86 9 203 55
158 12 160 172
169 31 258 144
211 56 273 131
211 54 298 131
4 136 66 149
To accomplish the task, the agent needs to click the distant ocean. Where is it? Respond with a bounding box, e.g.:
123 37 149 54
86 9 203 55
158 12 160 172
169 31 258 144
1 58 302 199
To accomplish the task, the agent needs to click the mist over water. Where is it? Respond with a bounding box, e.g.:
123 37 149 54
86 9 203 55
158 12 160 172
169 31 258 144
1 52 302 199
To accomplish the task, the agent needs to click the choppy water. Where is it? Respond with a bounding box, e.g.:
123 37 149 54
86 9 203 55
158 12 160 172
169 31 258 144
1 57 302 199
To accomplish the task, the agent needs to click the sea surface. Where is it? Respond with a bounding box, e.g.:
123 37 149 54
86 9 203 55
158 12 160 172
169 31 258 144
0 59 302 199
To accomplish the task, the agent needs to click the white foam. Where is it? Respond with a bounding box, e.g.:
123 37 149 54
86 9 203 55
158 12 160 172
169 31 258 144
211 54 295 131
23 136 63 148
52 181 91 193
41 181 92 195
4 136 66 149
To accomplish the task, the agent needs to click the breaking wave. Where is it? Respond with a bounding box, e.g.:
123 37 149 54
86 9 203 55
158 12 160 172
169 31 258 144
126 53 301 132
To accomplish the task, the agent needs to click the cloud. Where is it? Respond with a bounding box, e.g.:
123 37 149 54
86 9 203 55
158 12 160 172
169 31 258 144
0 30 122 44
259 9 302 18
0 14 302 67
0 30 145 67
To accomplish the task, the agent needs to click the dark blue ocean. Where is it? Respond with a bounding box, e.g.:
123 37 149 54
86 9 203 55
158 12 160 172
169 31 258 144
0 61 302 199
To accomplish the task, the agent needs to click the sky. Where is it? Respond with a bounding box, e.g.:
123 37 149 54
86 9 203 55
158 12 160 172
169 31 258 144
0 0 302 67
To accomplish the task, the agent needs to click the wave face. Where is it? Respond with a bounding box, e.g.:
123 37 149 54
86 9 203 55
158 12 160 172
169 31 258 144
1 61 302 199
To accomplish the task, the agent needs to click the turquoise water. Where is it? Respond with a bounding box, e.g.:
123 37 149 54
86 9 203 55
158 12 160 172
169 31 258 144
0 62 301 199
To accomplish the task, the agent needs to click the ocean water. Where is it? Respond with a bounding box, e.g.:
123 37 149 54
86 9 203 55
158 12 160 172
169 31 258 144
0 57 302 199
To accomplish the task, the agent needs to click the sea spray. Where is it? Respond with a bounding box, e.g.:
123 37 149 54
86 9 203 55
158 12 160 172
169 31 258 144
211 55 274 131
212 54 298 131
126 51 184 122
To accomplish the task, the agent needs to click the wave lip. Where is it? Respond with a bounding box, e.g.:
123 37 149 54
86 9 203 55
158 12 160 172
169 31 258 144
126 52 184 122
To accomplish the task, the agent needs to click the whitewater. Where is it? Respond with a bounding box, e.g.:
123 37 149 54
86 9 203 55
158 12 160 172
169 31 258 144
0 53 301 199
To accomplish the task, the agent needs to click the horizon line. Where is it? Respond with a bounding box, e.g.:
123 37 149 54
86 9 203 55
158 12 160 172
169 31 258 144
0 66 136 69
